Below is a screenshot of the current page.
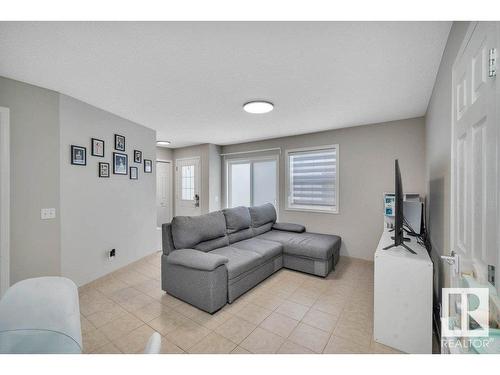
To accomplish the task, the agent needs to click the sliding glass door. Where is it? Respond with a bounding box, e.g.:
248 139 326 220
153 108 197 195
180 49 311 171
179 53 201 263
227 157 278 209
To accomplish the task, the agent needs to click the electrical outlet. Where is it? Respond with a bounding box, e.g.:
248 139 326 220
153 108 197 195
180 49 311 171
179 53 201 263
41 208 56 220
108 249 116 260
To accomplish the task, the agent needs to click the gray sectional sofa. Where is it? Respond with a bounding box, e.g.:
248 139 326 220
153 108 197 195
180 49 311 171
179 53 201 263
161 203 341 313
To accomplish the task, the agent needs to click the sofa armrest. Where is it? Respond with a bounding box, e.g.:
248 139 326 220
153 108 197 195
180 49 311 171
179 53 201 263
272 222 306 233
166 249 228 271
162 223 175 255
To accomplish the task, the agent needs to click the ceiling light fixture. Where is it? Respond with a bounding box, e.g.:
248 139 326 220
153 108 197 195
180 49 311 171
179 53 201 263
243 101 274 114
156 140 171 146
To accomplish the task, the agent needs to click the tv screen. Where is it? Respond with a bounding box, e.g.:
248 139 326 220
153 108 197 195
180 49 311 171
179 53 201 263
394 159 404 245
383 159 416 254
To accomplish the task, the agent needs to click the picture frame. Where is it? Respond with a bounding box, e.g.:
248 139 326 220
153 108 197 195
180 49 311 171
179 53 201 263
114 134 126 151
71 145 86 166
99 162 110 178
91 138 105 157
144 159 152 173
130 166 138 180
113 152 128 175
134 150 142 163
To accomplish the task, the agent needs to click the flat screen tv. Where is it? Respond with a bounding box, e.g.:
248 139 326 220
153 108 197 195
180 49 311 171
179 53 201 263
383 159 416 254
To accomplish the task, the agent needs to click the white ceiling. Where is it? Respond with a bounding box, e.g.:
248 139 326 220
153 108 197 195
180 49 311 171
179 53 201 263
0 22 451 148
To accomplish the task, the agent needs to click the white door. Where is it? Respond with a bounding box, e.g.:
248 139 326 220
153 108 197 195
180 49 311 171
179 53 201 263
175 158 201 216
451 22 499 293
156 161 172 226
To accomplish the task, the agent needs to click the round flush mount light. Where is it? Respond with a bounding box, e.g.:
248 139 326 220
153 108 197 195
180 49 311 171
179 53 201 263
243 101 274 114
156 140 171 147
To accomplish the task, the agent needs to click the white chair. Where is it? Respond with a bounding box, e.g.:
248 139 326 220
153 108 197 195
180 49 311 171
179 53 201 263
0 277 82 353
143 332 162 354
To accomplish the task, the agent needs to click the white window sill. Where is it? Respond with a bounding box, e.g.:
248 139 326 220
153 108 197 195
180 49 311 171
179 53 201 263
284 207 339 215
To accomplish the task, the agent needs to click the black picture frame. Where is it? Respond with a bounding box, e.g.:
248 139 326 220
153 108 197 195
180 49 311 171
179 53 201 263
130 166 138 180
114 134 126 151
144 159 152 173
99 162 110 178
91 138 105 157
113 152 128 175
71 145 86 166
134 150 142 163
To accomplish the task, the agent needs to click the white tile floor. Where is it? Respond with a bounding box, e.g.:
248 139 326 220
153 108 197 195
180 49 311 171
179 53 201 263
78 252 403 354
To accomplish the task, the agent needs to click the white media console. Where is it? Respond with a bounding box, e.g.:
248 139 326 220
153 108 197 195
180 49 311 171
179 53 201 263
373 228 433 353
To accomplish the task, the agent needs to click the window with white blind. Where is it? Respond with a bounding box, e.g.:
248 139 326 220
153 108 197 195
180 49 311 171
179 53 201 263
286 145 338 213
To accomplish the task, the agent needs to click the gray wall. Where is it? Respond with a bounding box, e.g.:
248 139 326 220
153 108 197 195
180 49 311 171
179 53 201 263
59 94 157 285
221 117 426 261
208 144 222 212
425 22 470 292
0 77 61 284
156 146 173 161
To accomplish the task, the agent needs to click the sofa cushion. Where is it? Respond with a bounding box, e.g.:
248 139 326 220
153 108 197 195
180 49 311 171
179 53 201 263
210 246 264 280
193 235 230 252
227 228 254 244
257 230 341 261
272 222 306 233
230 238 283 262
171 211 227 251
249 203 277 228
166 249 229 271
223 206 251 233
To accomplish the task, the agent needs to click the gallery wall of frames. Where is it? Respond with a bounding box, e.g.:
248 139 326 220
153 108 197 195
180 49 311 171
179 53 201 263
70 133 153 179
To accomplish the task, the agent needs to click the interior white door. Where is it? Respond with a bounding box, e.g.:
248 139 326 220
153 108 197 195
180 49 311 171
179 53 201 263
451 22 499 292
156 161 172 226
175 158 201 216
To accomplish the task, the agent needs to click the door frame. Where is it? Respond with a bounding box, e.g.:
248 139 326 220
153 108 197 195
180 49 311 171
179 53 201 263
0 107 10 297
156 159 173 223
175 156 201 216
225 154 280 213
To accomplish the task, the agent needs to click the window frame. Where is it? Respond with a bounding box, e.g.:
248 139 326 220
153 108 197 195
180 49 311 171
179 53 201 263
225 154 279 210
180 164 195 201
285 144 339 214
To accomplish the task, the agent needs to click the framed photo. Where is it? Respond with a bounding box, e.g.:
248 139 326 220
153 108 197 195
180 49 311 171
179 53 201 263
71 145 86 166
134 150 142 163
130 166 138 180
113 152 128 175
144 159 152 173
114 134 126 151
91 138 105 157
99 162 110 178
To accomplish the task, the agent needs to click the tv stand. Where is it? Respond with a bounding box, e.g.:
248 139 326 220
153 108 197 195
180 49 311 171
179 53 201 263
374 227 433 353
390 235 411 242
382 241 416 254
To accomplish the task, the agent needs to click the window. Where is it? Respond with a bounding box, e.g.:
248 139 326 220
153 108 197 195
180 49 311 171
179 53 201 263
181 165 194 200
286 145 338 213
227 157 278 209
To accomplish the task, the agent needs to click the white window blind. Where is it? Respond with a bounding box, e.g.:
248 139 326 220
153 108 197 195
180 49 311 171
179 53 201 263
287 146 338 212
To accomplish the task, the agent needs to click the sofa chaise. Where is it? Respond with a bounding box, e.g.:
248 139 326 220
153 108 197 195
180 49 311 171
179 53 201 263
161 203 341 313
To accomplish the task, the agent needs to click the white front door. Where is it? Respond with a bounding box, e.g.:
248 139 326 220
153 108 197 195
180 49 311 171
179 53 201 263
156 161 172 226
175 158 201 216
451 22 499 292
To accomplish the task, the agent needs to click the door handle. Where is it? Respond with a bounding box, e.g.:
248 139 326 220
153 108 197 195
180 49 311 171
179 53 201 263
441 250 460 275
441 251 457 265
